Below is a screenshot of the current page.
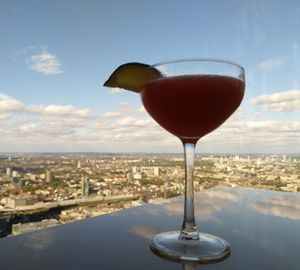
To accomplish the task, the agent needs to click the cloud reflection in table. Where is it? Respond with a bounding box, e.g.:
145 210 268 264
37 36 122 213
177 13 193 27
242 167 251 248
0 187 299 270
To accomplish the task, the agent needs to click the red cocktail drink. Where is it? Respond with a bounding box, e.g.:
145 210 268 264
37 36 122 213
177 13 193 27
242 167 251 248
141 75 244 143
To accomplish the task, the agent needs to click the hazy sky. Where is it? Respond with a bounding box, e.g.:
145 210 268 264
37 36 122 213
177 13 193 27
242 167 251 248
0 0 300 153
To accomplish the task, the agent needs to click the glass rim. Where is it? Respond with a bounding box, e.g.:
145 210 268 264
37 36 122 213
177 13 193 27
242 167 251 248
152 57 244 72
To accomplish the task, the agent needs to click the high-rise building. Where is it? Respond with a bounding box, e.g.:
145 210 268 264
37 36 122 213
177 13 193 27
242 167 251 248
77 160 81 169
220 157 224 164
234 155 239 161
6 168 12 177
154 167 160 177
256 158 261 167
12 171 18 178
81 177 85 195
46 170 52 183
81 177 90 197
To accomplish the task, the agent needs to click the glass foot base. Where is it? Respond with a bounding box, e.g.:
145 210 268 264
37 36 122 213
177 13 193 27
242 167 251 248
150 231 230 263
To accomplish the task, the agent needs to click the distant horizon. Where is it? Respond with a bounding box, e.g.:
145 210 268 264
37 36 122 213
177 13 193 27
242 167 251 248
1 151 299 156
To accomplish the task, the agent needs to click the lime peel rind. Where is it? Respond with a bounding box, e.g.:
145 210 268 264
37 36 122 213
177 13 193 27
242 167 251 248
103 62 162 93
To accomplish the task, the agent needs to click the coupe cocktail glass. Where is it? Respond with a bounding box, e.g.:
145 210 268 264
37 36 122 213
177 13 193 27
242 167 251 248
140 59 245 263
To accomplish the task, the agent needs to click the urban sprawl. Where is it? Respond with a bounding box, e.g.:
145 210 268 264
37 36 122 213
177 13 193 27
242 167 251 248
0 153 299 237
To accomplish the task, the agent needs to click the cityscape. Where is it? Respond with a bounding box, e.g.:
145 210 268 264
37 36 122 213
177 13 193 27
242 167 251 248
0 153 299 238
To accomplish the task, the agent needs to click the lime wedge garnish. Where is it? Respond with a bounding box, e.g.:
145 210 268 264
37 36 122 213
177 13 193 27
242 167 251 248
103 62 162 93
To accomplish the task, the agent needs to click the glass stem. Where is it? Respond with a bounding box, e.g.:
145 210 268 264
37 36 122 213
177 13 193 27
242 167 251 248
180 143 199 240
182 264 196 270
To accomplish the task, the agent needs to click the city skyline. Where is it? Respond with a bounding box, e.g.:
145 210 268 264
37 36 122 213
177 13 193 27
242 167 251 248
0 0 300 153
0 152 299 237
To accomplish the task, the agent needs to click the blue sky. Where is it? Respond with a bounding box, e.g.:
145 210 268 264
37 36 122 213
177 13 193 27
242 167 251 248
0 0 300 153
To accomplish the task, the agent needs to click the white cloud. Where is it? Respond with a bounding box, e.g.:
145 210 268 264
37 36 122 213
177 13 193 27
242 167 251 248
258 56 285 71
118 102 145 115
0 113 10 121
14 45 45 59
26 104 91 117
205 120 300 154
0 93 91 118
116 117 151 127
28 51 64 75
0 92 95 150
0 92 299 153
15 46 64 75
138 105 147 114
0 93 24 113
102 111 123 118
210 120 300 140
109 88 123 94
251 89 300 112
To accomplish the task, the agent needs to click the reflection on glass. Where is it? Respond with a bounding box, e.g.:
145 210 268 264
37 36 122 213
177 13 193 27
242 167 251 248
130 225 158 240
160 188 242 223
252 193 300 220
20 230 54 251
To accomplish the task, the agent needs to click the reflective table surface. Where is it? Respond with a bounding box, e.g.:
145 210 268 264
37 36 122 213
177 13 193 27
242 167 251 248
0 187 299 270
